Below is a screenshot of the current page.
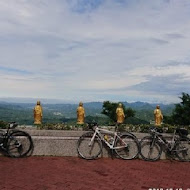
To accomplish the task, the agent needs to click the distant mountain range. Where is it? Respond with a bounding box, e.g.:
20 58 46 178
0 97 177 106
0 99 175 125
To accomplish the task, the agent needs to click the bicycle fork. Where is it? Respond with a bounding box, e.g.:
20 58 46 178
147 136 157 158
88 131 97 147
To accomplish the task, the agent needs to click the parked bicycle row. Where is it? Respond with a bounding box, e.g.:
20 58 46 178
77 122 190 162
0 122 190 162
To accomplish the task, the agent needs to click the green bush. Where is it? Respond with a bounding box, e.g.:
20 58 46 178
0 120 8 129
33 122 190 134
36 123 83 130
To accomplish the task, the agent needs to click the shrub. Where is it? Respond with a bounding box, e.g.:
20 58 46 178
0 121 8 129
35 122 190 134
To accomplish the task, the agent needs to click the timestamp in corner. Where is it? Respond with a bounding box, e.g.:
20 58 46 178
148 188 190 190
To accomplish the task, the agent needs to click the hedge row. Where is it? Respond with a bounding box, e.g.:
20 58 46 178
0 121 189 134
36 123 190 134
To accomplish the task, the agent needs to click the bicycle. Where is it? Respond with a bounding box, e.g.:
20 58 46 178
139 126 190 161
0 122 34 158
77 123 140 160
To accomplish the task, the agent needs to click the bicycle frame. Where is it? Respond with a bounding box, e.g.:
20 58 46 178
151 129 179 151
89 126 128 150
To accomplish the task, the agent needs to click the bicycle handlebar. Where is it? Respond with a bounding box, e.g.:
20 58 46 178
87 122 98 130
149 127 163 134
149 126 188 137
9 122 18 129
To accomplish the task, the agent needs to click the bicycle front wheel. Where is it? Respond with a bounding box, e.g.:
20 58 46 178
175 137 190 162
114 133 139 160
140 136 162 161
7 131 33 158
77 132 102 160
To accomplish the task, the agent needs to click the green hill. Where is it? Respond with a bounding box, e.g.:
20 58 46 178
0 101 174 125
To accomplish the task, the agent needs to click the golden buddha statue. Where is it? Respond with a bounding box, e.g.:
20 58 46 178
34 100 43 125
154 105 163 126
77 102 85 125
116 103 125 124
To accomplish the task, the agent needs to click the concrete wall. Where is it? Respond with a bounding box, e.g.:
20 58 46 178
1 129 180 159
26 129 175 159
27 130 109 157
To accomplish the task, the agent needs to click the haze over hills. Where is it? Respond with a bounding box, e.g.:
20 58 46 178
0 97 178 105
0 98 175 125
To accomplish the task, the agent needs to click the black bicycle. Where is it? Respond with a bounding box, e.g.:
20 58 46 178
140 126 190 161
0 122 33 158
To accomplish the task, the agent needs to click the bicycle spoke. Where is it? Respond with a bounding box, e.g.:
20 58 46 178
77 132 102 160
140 136 162 161
115 134 139 160
7 131 33 158
175 138 190 161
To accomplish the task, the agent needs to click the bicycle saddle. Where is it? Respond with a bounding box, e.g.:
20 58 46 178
9 122 18 128
149 126 163 133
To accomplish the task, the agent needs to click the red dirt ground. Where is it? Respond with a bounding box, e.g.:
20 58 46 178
0 157 190 190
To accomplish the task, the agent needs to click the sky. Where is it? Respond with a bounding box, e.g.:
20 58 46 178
0 0 190 104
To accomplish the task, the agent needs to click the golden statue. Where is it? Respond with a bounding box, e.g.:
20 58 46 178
34 100 43 125
116 103 125 124
77 102 85 124
154 105 163 126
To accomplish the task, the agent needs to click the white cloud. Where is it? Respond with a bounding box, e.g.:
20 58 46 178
0 0 190 103
128 64 190 78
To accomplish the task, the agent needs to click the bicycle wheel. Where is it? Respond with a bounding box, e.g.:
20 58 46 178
114 133 139 160
77 132 102 160
175 137 190 162
7 131 33 158
0 130 4 144
140 136 162 161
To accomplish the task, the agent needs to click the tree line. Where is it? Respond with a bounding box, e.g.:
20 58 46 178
102 92 190 126
0 92 189 126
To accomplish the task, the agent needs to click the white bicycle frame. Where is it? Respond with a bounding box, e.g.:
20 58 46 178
89 126 128 150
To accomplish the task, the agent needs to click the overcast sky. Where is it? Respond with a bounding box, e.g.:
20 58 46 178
0 0 190 103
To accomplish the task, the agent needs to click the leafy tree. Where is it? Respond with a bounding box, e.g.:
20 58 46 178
165 92 190 125
101 101 135 122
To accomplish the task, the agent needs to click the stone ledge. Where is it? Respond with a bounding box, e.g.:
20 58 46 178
1 129 188 159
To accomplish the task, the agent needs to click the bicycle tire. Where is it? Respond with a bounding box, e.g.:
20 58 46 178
175 137 190 162
0 130 9 156
114 133 139 160
7 130 33 158
77 131 102 160
0 130 4 144
140 136 162 161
